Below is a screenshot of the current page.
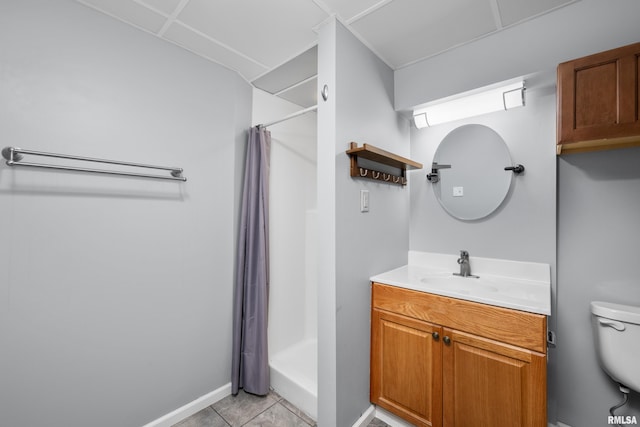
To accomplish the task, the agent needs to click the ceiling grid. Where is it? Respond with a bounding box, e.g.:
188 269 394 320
75 0 578 106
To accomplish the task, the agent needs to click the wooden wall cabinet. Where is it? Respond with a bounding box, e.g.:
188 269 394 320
557 41 640 155
370 283 547 427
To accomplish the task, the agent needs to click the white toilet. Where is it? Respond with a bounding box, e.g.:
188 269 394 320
591 301 640 393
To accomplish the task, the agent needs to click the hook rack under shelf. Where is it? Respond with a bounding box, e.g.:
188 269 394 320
345 142 422 187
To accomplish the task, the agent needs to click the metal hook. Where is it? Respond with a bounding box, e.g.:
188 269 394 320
359 168 368 177
321 85 329 101
372 171 380 179
383 173 390 181
393 176 400 183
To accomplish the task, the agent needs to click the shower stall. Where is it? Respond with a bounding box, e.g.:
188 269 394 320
252 87 318 419
268 207 317 419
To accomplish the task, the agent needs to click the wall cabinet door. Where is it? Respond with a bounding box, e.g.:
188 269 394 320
442 328 547 427
557 41 640 154
370 308 443 427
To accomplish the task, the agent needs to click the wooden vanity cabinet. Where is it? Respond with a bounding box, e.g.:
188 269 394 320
442 329 547 427
370 283 547 427
370 309 443 427
557 41 640 154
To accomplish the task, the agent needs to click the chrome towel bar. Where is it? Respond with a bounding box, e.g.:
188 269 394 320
1 146 186 182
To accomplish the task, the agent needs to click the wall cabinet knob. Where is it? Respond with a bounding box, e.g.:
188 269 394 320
443 336 451 345
432 332 439 340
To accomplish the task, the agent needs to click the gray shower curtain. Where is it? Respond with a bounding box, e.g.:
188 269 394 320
231 126 271 396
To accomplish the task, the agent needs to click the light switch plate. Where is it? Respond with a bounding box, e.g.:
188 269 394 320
453 186 464 197
360 189 369 212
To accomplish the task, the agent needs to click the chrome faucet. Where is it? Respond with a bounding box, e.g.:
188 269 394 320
454 250 478 278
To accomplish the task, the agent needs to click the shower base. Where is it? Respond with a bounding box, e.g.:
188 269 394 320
269 338 317 421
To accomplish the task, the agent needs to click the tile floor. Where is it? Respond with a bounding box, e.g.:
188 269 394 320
173 389 391 427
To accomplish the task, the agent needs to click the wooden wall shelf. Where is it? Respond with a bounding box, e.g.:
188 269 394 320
346 142 422 186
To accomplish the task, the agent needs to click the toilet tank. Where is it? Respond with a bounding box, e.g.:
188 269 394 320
591 301 640 393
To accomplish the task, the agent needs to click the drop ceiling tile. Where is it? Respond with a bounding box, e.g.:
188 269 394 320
77 0 167 33
176 0 328 67
278 77 318 108
252 46 317 94
136 0 184 16
320 0 386 21
496 0 574 27
162 23 267 80
351 0 497 68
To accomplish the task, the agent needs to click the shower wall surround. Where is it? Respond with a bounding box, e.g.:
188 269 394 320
252 88 317 357
252 88 318 418
0 1 251 427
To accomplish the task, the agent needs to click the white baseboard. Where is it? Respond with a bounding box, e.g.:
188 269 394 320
359 406 563 427
141 382 232 427
374 407 419 427
352 405 376 427
146 393 566 427
352 406 421 427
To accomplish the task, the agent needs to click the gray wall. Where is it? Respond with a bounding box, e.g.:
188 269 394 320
0 2 251 427
317 18 411 427
397 1 640 426
409 83 556 264
317 18 338 426
557 148 640 427
409 70 559 422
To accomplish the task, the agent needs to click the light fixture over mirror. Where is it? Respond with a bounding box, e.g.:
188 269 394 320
413 81 525 128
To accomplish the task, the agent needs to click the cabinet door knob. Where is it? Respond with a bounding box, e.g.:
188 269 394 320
432 331 439 340
443 336 451 345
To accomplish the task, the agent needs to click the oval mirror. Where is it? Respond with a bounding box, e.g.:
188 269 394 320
432 124 513 220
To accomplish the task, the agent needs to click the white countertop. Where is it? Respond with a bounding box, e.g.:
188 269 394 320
370 251 551 315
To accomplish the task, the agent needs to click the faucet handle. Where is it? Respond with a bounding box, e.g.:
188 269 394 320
459 250 469 258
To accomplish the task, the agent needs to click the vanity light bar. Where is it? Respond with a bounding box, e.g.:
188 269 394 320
413 81 525 128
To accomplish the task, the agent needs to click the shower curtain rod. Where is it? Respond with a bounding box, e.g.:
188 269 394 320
1 146 187 181
258 105 317 128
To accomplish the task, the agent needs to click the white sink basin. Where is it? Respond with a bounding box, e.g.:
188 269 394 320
419 273 544 304
370 252 551 315
420 275 499 293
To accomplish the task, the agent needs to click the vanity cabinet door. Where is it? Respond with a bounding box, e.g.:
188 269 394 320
557 41 640 154
442 328 547 427
370 308 443 427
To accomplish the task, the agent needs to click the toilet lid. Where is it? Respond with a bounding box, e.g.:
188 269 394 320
591 301 640 325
